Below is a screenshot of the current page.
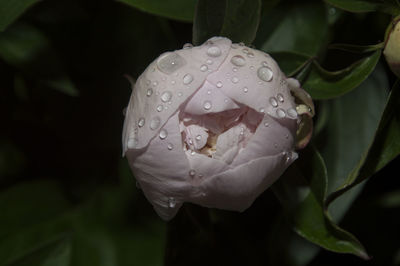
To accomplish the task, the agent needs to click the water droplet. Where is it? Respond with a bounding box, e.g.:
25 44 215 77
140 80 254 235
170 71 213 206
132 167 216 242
178 92 183 97
156 105 163 112
138 117 145 127
287 108 298 118
183 43 193 49
276 108 286 118
242 48 249 54
232 67 238 72
168 197 176 208
150 117 161 130
257 67 273 82
207 46 222 57
277 93 284 102
157 52 186 74
195 135 202 141
264 122 269 127
231 77 239 84
231 55 246 67
189 169 196 177
159 129 168 139
259 108 265 113
200 64 208 72
269 97 278 107
171 80 176 85
167 143 174 150
203 101 212 110
207 90 211 95
224 98 228 103
146 88 153 97
216 81 223 88
250 66 254 70
231 43 239 49
247 52 254 58
239 42 245 46
183 74 193 85
206 59 213 65
262 61 268 67
243 87 248 93
153 81 158 86
161 91 172 102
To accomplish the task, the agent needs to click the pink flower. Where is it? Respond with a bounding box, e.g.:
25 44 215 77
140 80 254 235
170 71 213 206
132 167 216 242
122 37 314 220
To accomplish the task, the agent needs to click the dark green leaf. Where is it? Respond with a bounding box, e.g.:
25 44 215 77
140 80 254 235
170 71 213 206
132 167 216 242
328 42 384 53
0 23 78 96
273 146 368 258
117 0 197 22
303 50 381 99
0 0 40 31
269 51 312 77
315 65 389 220
192 0 261 45
326 80 400 207
324 0 400 15
256 1 328 56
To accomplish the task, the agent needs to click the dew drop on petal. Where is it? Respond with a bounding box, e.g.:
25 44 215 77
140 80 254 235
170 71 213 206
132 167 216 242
269 97 278 107
156 105 163 112
231 77 239 84
242 48 249 54
157 52 186 74
127 138 137 149
183 43 193 49
203 101 212 110
159 129 168 139
231 55 246 67
207 46 222 57
206 59 213 65
167 143 174 150
138 117 145 127
262 61 268 67
264 122 269 127
146 88 153 97
287 108 298 118
168 197 176 208
178 91 183 97
257 66 273 82
247 52 254 58
183 74 193 85
243 87 248 93
216 81 223 88
276 108 286 118
259 108 265 113
277 93 284 102
231 43 239 49
189 169 196 177
150 117 161 130
207 90 211 95
161 91 172 102
200 64 208 72
195 135 202 141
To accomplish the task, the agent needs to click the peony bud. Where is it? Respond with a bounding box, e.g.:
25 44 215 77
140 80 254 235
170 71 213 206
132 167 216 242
122 37 314 220
384 16 400 78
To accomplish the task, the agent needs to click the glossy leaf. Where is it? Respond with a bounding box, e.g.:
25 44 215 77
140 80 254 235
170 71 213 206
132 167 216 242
0 0 39 31
192 0 261 45
0 23 78 96
325 0 400 15
273 146 368 258
117 0 197 22
326 80 400 207
315 65 389 221
303 50 381 99
270 51 312 77
256 1 328 56
328 42 384 53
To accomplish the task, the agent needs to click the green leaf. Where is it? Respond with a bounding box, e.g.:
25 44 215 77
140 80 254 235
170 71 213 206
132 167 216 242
0 23 79 96
269 51 312 77
303 50 381 99
315 65 389 221
117 0 197 22
255 1 329 56
326 79 400 208
0 0 40 31
192 0 261 45
273 146 368 258
328 42 384 53
324 0 400 15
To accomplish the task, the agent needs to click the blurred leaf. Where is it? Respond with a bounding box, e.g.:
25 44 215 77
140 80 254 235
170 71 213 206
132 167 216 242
326 79 400 208
328 42 384 53
0 23 78 96
256 1 328 56
117 0 196 22
269 51 312 77
379 189 400 208
192 0 261 45
324 0 400 15
316 65 389 221
303 50 381 99
273 146 368 258
0 0 40 31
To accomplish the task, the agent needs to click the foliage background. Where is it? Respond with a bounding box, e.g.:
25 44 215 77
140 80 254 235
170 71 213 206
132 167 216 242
0 0 399 265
